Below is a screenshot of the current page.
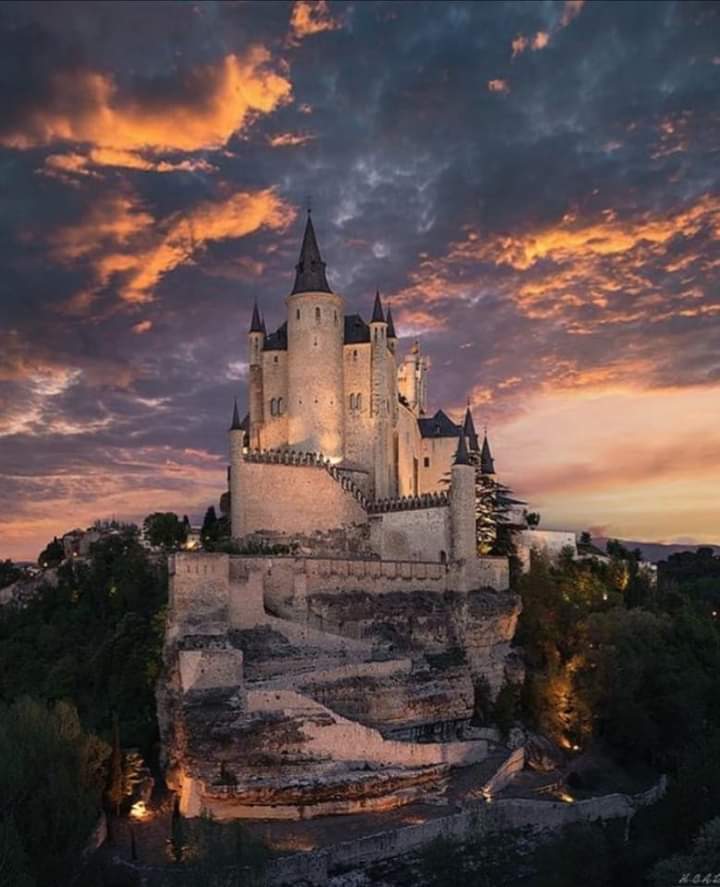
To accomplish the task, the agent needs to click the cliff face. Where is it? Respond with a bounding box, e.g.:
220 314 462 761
158 554 522 821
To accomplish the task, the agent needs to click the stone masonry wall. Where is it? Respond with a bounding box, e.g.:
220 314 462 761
370 506 451 561
232 459 367 540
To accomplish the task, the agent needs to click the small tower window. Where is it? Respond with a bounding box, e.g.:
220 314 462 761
273 355 278 364
277 397 284 415
334 310 338 325
353 349 358 360
270 398 277 416
424 457 430 468
356 393 362 410
349 393 355 410
315 306 321 322
296 308 300 320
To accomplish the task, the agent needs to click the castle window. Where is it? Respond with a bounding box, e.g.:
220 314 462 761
353 349 358 360
296 308 300 320
349 393 355 410
270 398 277 416
273 355 278 364
356 393 362 410
277 397 284 415
315 306 321 322
334 310 338 325
424 457 430 468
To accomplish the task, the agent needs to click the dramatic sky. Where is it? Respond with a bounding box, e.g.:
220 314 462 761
1 0 719 560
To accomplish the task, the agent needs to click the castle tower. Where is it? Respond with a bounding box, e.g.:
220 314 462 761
369 290 391 497
398 341 428 417
229 399 246 537
247 300 265 450
450 432 477 567
386 307 397 355
286 212 344 459
463 404 479 452
480 430 495 476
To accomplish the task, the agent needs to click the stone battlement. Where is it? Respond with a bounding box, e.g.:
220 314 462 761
368 491 449 513
243 448 370 509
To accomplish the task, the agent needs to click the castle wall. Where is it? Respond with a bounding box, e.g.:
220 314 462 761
397 403 422 496
260 349 289 450
419 435 458 494
169 552 230 630
286 290 345 459
370 506 451 562
231 459 367 540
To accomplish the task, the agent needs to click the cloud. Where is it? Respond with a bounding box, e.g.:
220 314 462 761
289 1 342 42
54 188 295 307
532 31 550 51
560 0 586 28
488 79 510 94
511 35 529 58
132 320 152 335
267 132 316 147
2 47 292 165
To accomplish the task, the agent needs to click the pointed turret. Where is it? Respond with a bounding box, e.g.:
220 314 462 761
249 300 263 333
371 290 385 324
480 432 495 475
454 430 471 465
230 398 242 431
463 405 479 452
386 307 397 339
291 211 332 294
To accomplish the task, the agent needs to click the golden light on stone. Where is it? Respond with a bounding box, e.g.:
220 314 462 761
129 800 150 820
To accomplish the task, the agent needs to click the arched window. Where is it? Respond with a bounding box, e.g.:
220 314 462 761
349 393 356 410
356 393 362 410
270 398 277 416
315 306 321 322
277 397 284 415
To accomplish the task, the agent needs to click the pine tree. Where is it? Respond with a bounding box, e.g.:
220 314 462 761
106 713 124 818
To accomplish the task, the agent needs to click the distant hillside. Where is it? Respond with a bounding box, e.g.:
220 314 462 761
594 537 720 564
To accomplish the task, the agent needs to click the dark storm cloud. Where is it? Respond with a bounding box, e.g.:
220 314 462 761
0 0 719 556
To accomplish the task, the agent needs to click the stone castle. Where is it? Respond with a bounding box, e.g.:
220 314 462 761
229 211 505 579
158 215 556 829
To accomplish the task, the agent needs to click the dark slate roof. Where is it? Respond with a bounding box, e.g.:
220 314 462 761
249 300 263 333
386 307 397 339
263 321 288 351
344 314 371 344
371 290 385 323
481 433 496 474
418 409 463 439
291 212 332 295
230 399 242 430
240 412 249 432
463 407 479 451
454 431 471 465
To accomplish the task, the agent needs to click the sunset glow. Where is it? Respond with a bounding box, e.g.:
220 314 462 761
0 0 718 561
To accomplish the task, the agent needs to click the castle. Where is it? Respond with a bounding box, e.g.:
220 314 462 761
228 211 503 579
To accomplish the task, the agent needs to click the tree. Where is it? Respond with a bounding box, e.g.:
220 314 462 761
201 506 221 550
142 512 188 550
0 699 108 887
652 817 720 886
0 559 21 589
38 537 64 568
525 511 541 528
105 713 124 817
579 531 592 546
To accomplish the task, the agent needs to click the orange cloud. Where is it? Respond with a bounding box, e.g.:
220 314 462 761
267 132 316 147
132 320 153 335
532 31 550 50
488 79 510 94
55 188 295 307
289 0 342 41
560 0 585 28
4 48 291 169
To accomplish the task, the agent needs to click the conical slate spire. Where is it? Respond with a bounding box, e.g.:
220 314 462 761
386 307 397 338
480 432 495 474
463 405 479 451
371 290 385 323
454 429 471 466
230 398 242 431
291 211 332 295
249 300 263 334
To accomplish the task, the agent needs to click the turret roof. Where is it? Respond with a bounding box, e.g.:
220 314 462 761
263 321 288 351
454 430 471 465
249 300 263 333
230 399 242 430
481 432 496 474
291 212 332 295
386 307 397 339
371 290 385 323
463 406 479 451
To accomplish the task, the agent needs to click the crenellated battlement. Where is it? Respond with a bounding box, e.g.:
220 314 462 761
243 448 370 509
367 491 449 513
